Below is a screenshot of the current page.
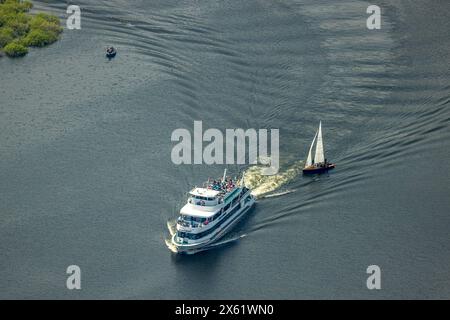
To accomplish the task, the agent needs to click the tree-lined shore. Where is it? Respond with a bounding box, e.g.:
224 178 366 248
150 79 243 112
0 0 62 57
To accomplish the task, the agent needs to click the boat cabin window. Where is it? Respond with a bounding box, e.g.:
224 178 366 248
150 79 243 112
190 195 215 201
191 216 206 223
189 193 219 206
177 231 202 240
179 215 211 223
215 210 222 219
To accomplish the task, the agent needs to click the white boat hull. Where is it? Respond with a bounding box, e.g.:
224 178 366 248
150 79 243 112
171 195 256 254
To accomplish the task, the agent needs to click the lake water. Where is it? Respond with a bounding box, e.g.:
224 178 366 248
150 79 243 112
0 0 449 299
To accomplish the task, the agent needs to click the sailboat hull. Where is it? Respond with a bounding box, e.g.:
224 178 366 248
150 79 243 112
302 164 335 174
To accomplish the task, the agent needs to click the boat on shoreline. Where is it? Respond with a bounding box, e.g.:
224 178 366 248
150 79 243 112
170 170 255 254
303 121 335 174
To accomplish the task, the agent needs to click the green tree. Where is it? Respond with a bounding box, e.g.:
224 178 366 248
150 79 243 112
0 0 62 57
0 27 14 47
3 41 28 57
23 29 58 47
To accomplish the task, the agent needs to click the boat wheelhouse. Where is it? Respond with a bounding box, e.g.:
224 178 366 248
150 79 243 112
171 171 255 254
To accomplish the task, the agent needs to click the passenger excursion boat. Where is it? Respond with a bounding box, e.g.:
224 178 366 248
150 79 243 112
171 170 255 254
303 121 335 174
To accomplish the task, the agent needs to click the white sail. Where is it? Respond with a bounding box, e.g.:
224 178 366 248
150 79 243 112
305 130 318 167
314 121 325 164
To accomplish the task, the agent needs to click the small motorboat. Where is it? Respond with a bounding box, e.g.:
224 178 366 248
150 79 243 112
302 121 335 174
106 46 116 59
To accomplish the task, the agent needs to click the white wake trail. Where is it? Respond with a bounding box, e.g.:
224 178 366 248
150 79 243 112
243 161 303 198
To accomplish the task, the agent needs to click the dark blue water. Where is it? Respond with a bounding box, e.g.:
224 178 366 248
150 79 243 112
0 0 449 299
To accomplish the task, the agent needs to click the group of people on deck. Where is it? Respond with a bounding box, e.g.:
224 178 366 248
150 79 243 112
208 177 235 192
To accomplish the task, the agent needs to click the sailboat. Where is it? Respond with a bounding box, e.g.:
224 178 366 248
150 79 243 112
303 121 335 174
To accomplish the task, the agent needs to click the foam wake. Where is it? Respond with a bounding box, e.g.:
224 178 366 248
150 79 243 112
243 161 303 198
165 219 178 253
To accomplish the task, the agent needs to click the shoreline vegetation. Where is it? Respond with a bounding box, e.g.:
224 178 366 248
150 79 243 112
0 0 62 57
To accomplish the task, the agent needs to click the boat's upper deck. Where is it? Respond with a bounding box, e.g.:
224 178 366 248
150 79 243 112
189 187 221 199
180 186 245 217
179 176 243 217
